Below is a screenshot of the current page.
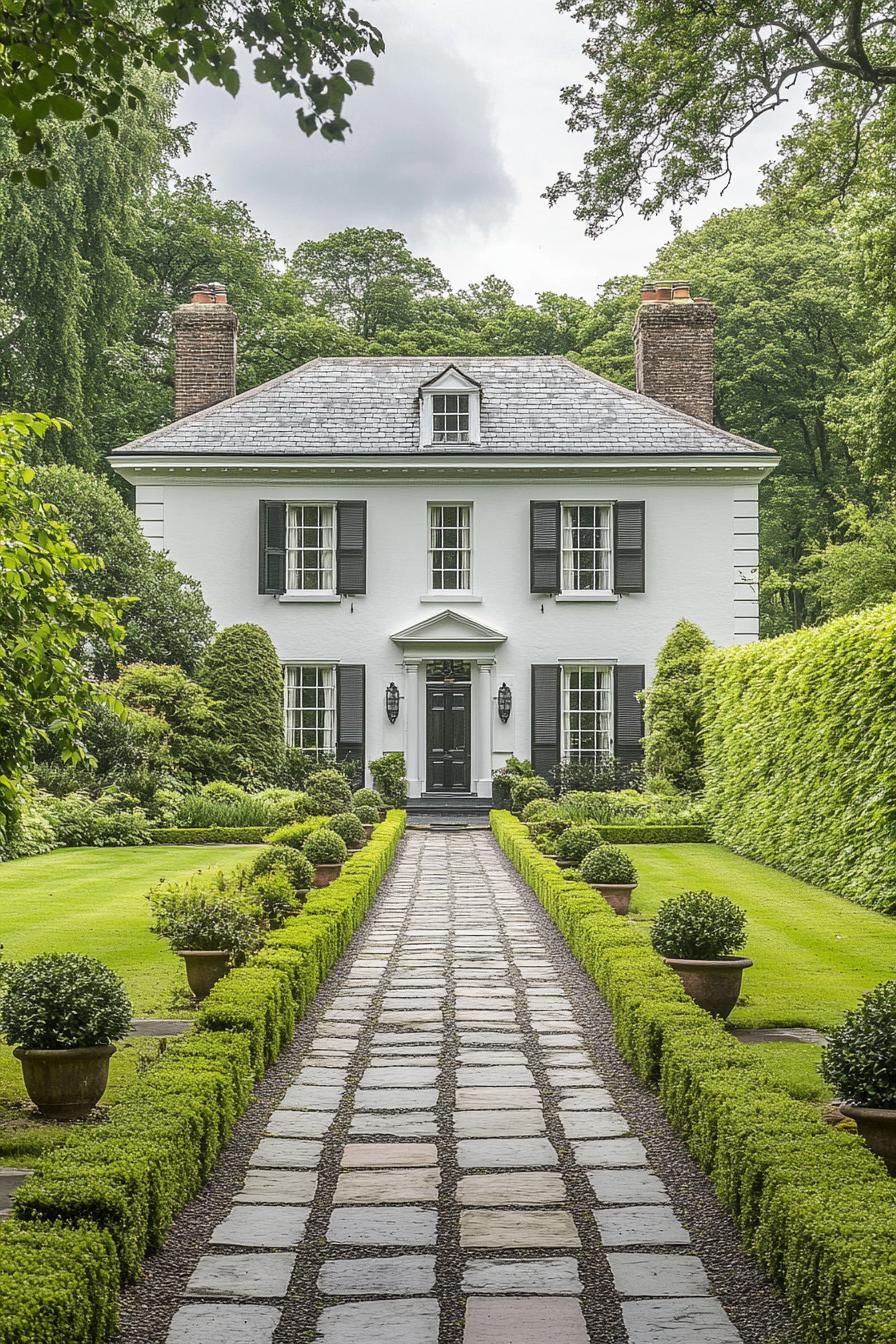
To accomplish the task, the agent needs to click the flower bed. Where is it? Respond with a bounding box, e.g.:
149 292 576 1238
0 812 406 1342
491 810 896 1344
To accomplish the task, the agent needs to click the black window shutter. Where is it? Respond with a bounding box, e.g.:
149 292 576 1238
258 500 286 595
530 664 561 782
614 664 645 764
336 665 365 785
614 501 645 593
336 501 367 595
530 501 561 593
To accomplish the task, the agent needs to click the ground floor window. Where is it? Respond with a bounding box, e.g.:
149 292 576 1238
284 664 336 752
562 665 612 760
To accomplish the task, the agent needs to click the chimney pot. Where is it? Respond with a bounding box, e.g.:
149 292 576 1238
173 283 238 419
671 282 692 302
640 283 657 302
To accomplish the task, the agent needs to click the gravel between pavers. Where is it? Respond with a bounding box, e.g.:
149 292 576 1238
113 831 802 1344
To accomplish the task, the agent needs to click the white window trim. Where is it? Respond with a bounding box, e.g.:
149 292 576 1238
283 663 337 753
560 663 615 762
284 500 337 596
559 500 614 597
427 501 474 595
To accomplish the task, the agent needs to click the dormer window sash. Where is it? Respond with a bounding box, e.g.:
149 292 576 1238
432 393 470 444
419 366 481 448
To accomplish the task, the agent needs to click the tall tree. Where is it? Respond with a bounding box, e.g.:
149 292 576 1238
291 228 449 339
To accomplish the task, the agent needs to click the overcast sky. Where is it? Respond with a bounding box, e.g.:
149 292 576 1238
178 0 797 303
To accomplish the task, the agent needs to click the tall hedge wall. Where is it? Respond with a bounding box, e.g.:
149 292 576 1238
703 603 896 912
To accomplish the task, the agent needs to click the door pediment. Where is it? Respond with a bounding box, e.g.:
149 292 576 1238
391 609 507 654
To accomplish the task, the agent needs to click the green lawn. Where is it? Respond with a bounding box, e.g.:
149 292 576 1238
626 844 896 1031
0 844 261 1165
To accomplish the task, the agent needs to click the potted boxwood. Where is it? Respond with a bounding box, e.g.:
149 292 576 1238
306 768 353 816
823 981 896 1174
329 810 366 851
0 954 132 1119
554 821 606 868
305 827 348 887
354 804 380 839
580 845 638 915
250 843 314 899
150 887 263 999
650 889 751 1019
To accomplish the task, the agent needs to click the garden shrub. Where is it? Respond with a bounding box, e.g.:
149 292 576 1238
148 882 264 961
822 981 896 1107
509 774 551 811
249 845 314 895
264 817 329 849
42 793 152 848
0 955 132 1049
5 812 407 1339
354 804 380 826
304 828 348 866
197 625 284 782
554 757 642 793
492 810 896 1344
1 791 57 860
328 811 365 848
175 786 309 830
521 798 560 823
369 752 407 807
306 769 353 815
278 749 355 790
650 891 747 960
592 823 710 844
554 821 606 864
353 787 384 811
240 871 299 929
580 845 637 886
703 603 896 911
491 755 533 807
642 619 712 792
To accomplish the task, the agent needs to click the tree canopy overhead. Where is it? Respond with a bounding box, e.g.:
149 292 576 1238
0 0 383 181
548 1 896 233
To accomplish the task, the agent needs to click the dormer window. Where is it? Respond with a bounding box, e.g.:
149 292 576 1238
432 393 470 443
420 365 481 447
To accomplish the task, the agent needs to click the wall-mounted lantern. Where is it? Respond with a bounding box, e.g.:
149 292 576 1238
497 682 512 723
385 682 401 724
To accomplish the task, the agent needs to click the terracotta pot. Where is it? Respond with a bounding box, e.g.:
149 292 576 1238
662 956 753 1019
177 949 231 1000
840 1103 896 1175
362 824 374 840
592 882 636 916
14 1044 115 1119
314 862 343 888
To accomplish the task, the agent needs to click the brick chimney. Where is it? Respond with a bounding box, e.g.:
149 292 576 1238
632 281 716 423
173 283 238 419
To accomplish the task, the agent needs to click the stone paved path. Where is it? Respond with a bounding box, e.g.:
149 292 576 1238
153 831 794 1344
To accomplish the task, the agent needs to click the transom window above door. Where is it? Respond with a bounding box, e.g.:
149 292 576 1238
286 503 336 592
284 664 335 752
561 504 612 593
562 664 613 761
429 503 472 593
432 393 470 443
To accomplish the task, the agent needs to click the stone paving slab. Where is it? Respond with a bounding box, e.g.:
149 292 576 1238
166 1304 280 1343
462 1258 582 1294
316 1297 440 1342
463 1296 589 1342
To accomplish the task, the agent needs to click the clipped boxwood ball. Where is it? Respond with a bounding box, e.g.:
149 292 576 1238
522 798 560 823
328 811 365 847
650 890 747 960
306 769 353 815
304 827 348 866
353 787 384 810
264 822 308 850
1 953 133 1050
509 775 552 811
555 821 606 865
580 845 637 886
251 843 314 893
354 804 380 825
822 980 896 1108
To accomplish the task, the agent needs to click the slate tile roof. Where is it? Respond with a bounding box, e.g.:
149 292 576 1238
111 356 775 458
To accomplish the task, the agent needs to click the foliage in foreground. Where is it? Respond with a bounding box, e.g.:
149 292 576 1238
0 412 124 848
493 811 896 1344
704 602 896 912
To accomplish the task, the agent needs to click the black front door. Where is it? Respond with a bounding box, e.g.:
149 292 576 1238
426 683 471 792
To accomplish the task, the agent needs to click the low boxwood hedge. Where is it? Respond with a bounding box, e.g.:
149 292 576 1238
491 809 896 1344
149 826 271 845
4 811 407 1341
593 822 709 844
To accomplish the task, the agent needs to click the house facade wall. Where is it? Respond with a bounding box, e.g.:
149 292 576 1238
130 468 761 794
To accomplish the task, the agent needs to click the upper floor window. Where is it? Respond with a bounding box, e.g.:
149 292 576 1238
419 365 481 447
429 503 472 592
561 504 612 593
284 664 335 751
286 503 335 593
562 665 612 762
432 393 470 443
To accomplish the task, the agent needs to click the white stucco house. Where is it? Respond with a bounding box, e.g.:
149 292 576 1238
111 281 778 805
